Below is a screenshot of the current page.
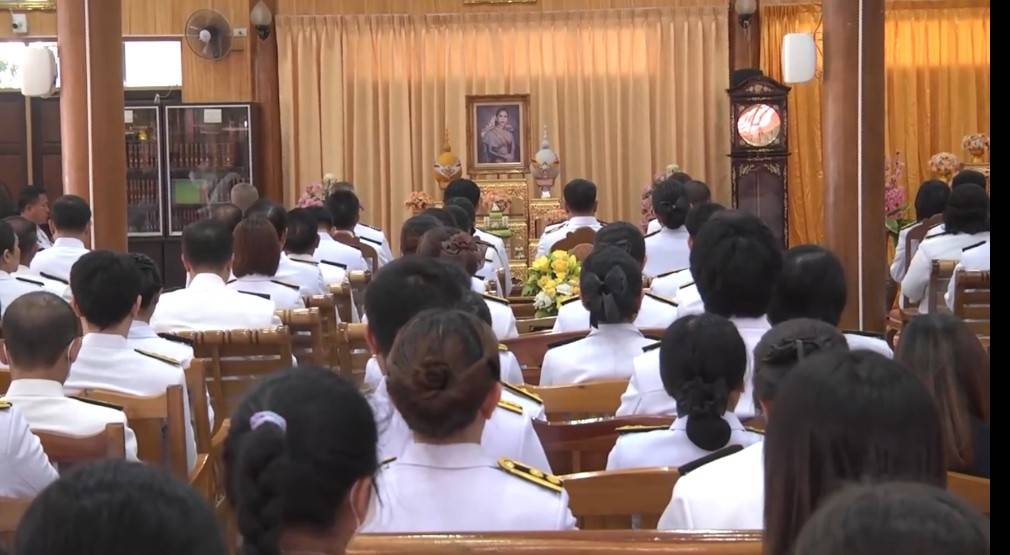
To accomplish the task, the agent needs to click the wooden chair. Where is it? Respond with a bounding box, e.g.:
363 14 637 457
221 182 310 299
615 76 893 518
185 358 214 451
179 327 294 420
524 380 630 421
75 385 187 478
336 322 370 386
0 368 8 393
334 233 380 274
534 415 674 475
563 467 680 529
952 270 990 348
347 530 763 555
948 471 989 516
552 227 597 258
0 497 32 546
348 270 372 319
328 283 355 324
276 308 327 367
512 302 538 319
502 330 588 379
305 294 341 369
36 422 127 468
516 316 557 334
925 259 957 313
902 213 944 277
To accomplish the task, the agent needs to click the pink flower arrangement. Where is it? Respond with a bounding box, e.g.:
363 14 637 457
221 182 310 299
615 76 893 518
884 152 913 239
928 152 961 180
961 134 990 159
296 173 341 208
404 191 433 212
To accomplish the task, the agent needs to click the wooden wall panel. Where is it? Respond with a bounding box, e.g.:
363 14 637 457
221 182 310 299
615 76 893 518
0 96 28 194
277 0 723 14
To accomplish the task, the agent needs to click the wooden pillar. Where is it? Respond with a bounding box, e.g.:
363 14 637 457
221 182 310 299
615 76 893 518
822 0 886 331
729 1 761 72
251 0 284 204
57 0 127 251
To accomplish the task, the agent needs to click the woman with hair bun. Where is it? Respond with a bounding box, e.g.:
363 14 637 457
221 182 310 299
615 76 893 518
607 313 762 470
362 309 576 532
539 246 654 385
643 176 691 277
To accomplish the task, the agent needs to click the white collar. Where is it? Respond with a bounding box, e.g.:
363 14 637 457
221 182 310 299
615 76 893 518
5 378 67 398
672 411 746 432
188 273 227 289
128 320 159 339
287 252 316 263
398 440 494 469
567 216 600 226
588 322 643 337
729 315 771 331
81 332 129 350
53 237 86 249
317 231 335 242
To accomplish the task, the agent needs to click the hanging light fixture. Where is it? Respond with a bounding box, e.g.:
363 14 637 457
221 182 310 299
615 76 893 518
735 0 758 29
250 0 273 40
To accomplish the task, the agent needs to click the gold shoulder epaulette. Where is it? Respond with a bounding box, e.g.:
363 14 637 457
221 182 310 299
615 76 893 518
497 457 564 493
270 279 301 291
498 343 509 352
615 424 668 434
0 398 11 410
644 291 678 307
560 295 581 306
744 426 766 435
501 382 543 404
134 349 182 367
482 293 510 305
497 399 524 415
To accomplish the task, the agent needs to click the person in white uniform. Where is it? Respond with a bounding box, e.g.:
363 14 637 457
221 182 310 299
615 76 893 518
445 179 513 295
649 202 726 302
229 181 259 212
64 250 196 470
18 185 52 251
362 309 576 532
1 292 139 461
444 197 507 295
535 179 604 259
399 214 443 257
643 176 692 277
28 194 91 284
889 180 950 283
0 401 58 497
210 202 244 233
0 219 47 315
457 290 526 385
902 184 989 313
362 257 550 468
608 314 761 470
327 179 395 266
327 189 388 269
645 172 695 234
541 247 655 385
618 211 780 419
224 367 378 555
243 201 327 296
284 208 346 288
5 216 69 296
658 318 848 530
945 240 989 311
553 222 678 333
151 219 280 333
769 245 893 357
306 205 369 272
225 217 305 310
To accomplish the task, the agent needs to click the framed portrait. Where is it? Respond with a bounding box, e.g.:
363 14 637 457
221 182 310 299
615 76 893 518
466 94 530 175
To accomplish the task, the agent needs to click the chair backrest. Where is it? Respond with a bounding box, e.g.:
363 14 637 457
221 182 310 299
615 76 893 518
948 471 989 516
952 270 990 346
563 467 680 529
0 368 8 393
516 316 557 334
926 259 958 313
904 213 944 274
0 496 32 546
305 294 341 368
334 233 379 274
533 415 674 475
348 270 372 318
346 530 763 555
179 327 293 419
35 422 127 468
185 358 213 452
276 307 327 367
511 299 538 319
502 330 588 373
336 323 370 386
552 227 597 255
524 380 630 420
76 386 187 479
328 283 355 324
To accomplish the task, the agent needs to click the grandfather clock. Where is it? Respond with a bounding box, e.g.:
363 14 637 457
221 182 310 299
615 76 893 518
728 72 790 246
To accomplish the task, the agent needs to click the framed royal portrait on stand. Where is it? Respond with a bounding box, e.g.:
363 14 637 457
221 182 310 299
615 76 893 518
466 94 530 175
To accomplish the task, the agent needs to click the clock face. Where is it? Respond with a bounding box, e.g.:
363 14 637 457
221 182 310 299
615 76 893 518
737 103 782 147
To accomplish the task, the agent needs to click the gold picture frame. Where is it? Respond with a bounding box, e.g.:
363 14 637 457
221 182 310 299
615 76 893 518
0 0 54 10
466 94 531 176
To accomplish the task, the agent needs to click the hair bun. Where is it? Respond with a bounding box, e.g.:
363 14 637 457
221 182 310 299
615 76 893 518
414 358 452 392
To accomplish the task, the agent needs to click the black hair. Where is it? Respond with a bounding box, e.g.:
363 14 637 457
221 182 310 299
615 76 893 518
244 199 287 239
445 197 476 231
386 309 500 438
416 227 483 276
763 350 947 555
325 190 360 231
669 171 692 184
211 203 244 233
793 482 989 555
129 253 162 311
4 215 38 254
51 194 91 233
684 202 726 238
752 318 848 412
399 214 443 256
0 219 15 257
943 183 988 234
17 184 47 213
445 204 471 232
594 222 646 266
3 291 81 369
651 177 690 229
684 180 712 206
305 205 333 229
456 290 494 327
580 246 642 327
15 459 225 555
659 313 747 450
69 250 141 329
182 219 233 269
951 169 986 190
284 208 319 255
420 207 457 229
914 180 951 221
690 210 782 318
563 179 597 213
443 178 481 206
767 245 847 326
225 367 376 555
363 256 468 355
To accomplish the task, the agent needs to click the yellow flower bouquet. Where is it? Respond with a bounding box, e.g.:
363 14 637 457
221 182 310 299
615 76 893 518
521 250 582 317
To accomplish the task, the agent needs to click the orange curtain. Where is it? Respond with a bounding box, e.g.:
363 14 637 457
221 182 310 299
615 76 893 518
275 6 730 251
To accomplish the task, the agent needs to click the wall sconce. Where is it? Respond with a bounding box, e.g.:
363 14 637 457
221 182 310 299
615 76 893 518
735 0 757 29
250 0 273 40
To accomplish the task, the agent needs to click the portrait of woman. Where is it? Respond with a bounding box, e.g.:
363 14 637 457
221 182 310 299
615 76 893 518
467 94 529 174
480 107 516 163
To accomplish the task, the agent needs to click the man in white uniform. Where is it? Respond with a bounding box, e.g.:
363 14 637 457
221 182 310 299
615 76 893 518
29 194 92 285
5 216 69 296
126 254 196 368
326 189 390 268
306 205 369 272
328 180 395 265
243 200 327 296
284 208 345 289
889 180 949 283
444 179 513 295
535 178 604 259
0 401 58 497
18 185 52 251
0 219 47 315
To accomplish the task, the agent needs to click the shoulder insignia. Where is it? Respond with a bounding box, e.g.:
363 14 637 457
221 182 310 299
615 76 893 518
544 222 565 232
679 444 744 476
744 426 766 436
359 235 382 246
497 399 524 415
134 349 182 367
962 241 987 252
226 278 237 284
498 343 509 352
923 231 950 241
320 259 348 269
497 458 564 493
655 267 688 279
70 395 125 411
642 341 661 353
157 333 195 347
560 295 581 306
501 382 543 404
15 276 44 287
270 279 300 291
289 258 319 266
644 291 678 307
547 334 585 349
842 329 886 339
0 398 10 410
644 229 661 238
39 272 68 284
679 281 695 289
616 424 668 434
379 456 397 466
899 221 918 231
359 222 382 232
482 293 509 305
238 290 271 300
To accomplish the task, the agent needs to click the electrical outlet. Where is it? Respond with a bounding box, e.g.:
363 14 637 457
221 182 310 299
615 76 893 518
11 13 27 34
233 27 248 38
